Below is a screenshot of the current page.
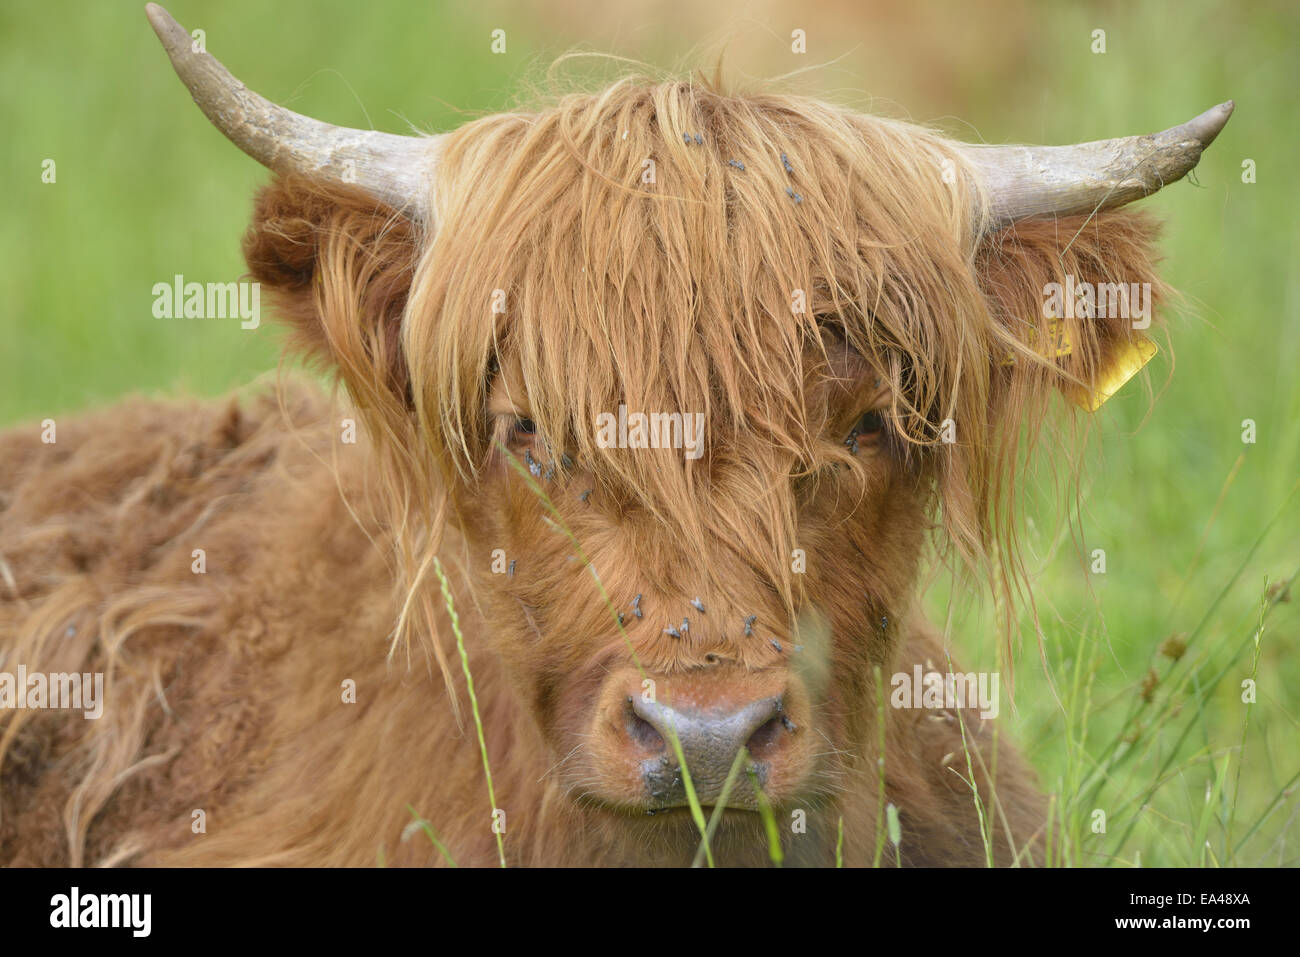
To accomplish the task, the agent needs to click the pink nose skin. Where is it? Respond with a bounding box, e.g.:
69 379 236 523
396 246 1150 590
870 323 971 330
624 693 795 809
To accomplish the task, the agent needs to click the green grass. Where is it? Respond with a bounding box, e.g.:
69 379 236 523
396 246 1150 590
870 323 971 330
402 805 459 868
432 556 507 868
4 0 1296 866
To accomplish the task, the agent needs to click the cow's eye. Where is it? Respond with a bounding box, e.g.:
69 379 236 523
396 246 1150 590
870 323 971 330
508 417 537 445
842 409 885 454
851 410 884 437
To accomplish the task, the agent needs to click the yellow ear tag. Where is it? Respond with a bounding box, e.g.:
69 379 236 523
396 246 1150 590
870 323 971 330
1000 321 1157 411
1066 336 1158 412
1000 316 1073 367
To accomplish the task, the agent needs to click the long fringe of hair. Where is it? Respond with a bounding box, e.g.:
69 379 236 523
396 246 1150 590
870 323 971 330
260 74 1166 697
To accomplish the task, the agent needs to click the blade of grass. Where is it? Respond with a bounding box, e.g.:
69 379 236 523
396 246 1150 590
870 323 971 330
951 706 994 867
746 752 784 866
1162 451 1246 626
1044 792 1056 867
872 665 887 867
1106 585 1293 857
431 556 506 867
404 804 459 867
1227 767 1300 865
1225 576 1269 858
691 745 751 867
1193 756 1230 866
886 802 902 868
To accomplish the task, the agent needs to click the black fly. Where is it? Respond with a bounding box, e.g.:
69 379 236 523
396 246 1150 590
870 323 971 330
523 448 542 478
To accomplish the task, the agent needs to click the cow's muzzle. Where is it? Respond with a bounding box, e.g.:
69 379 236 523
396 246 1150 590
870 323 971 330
588 669 815 813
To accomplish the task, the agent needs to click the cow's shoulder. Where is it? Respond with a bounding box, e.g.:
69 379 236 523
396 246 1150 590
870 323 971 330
888 622 1047 865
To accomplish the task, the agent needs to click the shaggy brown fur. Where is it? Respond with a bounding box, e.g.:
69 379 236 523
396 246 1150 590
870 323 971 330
0 78 1168 866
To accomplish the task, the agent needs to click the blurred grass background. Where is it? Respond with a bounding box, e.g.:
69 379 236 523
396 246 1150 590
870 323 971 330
1 0 1296 865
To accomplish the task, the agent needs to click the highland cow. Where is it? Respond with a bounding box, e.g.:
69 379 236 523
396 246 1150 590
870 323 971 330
0 5 1232 867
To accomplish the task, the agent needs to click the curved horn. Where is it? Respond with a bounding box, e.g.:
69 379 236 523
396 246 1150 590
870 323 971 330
145 3 437 220
965 101 1234 229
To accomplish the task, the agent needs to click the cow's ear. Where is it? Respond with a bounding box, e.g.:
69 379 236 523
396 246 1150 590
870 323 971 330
974 210 1166 411
242 173 417 410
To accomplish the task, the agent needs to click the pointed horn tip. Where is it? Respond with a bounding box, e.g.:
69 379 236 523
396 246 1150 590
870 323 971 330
144 3 186 47
1186 100 1235 147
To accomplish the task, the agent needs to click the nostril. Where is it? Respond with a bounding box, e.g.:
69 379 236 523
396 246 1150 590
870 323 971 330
745 715 784 758
624 698 666 753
